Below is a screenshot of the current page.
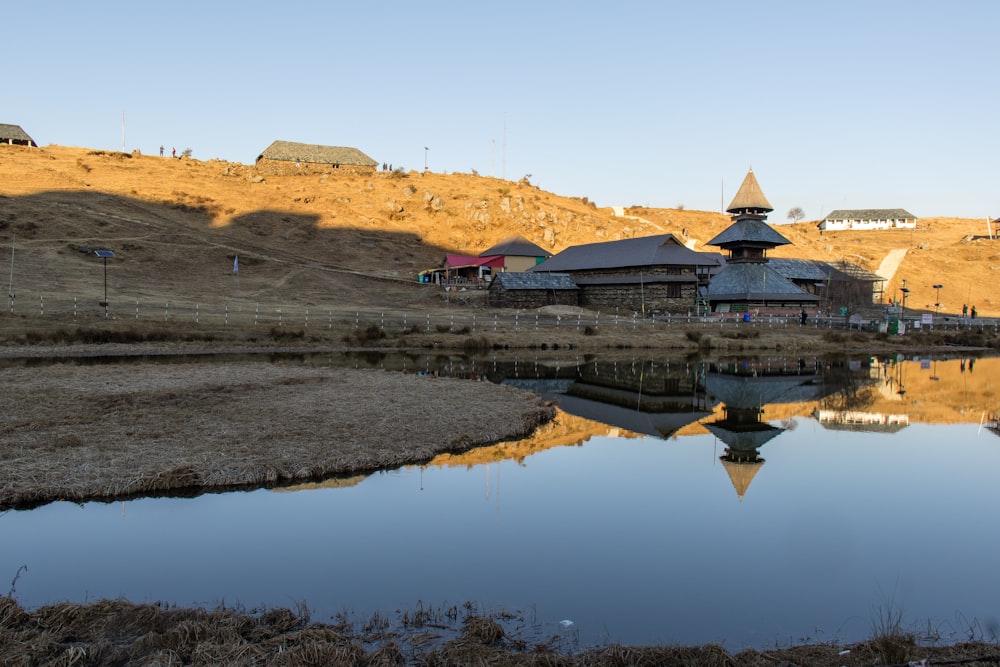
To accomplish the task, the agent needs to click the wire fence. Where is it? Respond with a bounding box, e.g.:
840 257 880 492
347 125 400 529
4 290 998 337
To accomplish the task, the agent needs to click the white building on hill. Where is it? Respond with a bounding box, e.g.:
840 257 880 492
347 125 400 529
819 208 917 231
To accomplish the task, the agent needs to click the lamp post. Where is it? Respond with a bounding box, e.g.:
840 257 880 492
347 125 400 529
424 146 429 171
933 284 943 315
94 249 115 318
899 280 909 325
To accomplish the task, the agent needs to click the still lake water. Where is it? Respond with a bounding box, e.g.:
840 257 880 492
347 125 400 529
2 351 1000 650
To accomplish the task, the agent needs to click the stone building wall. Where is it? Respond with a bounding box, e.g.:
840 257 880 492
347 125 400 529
487 289 578 309
254 157 376 177
579 283 699 315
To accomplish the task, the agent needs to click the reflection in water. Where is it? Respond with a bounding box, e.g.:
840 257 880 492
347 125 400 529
3 351 1000 651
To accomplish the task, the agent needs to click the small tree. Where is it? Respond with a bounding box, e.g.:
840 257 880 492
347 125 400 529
787 206 805 223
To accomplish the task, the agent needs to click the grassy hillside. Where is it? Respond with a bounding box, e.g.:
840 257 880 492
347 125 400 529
0 144 995 315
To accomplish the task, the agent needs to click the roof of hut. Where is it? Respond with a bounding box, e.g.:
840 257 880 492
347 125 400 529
824 208 916 221
0 124 36 145
479 236 551 258
726 169 773 214
257 140 377 166
491 272 577 290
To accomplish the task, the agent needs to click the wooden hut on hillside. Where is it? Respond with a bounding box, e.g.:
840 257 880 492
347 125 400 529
421 236 553 288
479 235 551 272
819 209 917 231
0 124 37 147
256 140 377 175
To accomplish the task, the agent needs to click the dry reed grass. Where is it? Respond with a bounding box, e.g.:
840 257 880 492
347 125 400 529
0 361 553 509
2 590 999 664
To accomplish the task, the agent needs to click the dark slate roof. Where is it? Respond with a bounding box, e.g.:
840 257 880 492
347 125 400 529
0 124 35 144
704 422 783 450
726 169 773 213
769 258 839 282
553 391 712 440
529 234 720 272
706 373 829 407
707 263 820 301
770 258 886 283
818 421 908 434
824 208 917 221
479 235 551 258
707 219 791 248
257 140 377 166
573 275 697 285
491 272 578 291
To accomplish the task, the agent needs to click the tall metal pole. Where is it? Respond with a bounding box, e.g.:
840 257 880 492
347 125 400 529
7 233 13 311
103 256 109 318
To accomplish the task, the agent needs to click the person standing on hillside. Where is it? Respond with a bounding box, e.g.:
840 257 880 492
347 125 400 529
171 147 176 158
971 306 977 319
159 145 164 157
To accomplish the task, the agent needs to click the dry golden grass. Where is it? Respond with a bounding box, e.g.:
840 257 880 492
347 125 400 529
2 594 998 666
0 361 553 509
4 145 1000 663
1 143 998 318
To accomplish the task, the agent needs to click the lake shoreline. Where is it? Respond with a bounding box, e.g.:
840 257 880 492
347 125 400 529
3 331 998 665
0 360 554 510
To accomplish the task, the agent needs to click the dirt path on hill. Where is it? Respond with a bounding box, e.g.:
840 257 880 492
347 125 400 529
876 248 908 281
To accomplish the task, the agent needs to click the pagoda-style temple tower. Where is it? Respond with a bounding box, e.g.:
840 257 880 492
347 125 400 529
705 169 819 313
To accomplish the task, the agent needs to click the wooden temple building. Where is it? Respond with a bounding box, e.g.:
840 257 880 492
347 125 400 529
705 169 820 314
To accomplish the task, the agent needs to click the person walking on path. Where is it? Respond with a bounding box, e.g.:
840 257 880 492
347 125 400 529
171 147 176 158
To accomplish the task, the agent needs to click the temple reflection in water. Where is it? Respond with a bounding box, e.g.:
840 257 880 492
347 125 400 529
336 351 999 494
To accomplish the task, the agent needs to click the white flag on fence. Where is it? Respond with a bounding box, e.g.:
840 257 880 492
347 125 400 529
233 255 239 273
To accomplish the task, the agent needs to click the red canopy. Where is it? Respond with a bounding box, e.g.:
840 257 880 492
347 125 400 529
443 254 504 269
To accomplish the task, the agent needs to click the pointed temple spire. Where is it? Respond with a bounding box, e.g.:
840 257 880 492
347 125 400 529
726 168 773 215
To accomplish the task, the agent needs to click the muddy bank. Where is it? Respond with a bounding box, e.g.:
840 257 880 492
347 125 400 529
1 595 996 666
0 362 553 509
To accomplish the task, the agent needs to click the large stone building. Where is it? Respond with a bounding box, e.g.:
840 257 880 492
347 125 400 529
255 140 377 175
530 234 720 315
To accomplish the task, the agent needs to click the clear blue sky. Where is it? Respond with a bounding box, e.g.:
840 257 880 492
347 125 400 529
5 1 998 219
